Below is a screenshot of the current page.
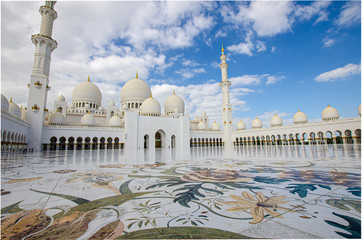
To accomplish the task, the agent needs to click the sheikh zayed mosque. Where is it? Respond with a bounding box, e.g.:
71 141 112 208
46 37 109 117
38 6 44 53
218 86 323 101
1 1 361 153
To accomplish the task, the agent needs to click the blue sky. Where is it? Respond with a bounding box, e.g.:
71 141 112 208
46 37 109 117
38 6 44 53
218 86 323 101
1 1 361 128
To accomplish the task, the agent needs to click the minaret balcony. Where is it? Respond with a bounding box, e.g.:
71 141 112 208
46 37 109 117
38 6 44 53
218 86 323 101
31 105 40 112
34 81 42 89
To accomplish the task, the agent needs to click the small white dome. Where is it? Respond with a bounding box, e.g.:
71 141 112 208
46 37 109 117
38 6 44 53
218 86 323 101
270 114 282 127
293 110 308 124
211 121 220 131
140 96 161 116
164 91 185 115
48 112 65 125
109 115 122 126
121 76 151 104
72 80 102 105
236 120 246 130
1 94 9 111
322 105 339 121
251 117 262 129
9 99 21 118
358 104 361 117
57 94 65 102
98 106 104 111
81 113 96 126
109 99 115 107
197 120 206 130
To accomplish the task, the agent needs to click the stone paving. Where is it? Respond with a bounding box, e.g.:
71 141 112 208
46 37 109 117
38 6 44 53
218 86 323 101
1 144 361 239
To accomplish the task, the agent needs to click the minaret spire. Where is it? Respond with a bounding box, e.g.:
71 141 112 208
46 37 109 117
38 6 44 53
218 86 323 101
219 45 233 147
26 1 58 152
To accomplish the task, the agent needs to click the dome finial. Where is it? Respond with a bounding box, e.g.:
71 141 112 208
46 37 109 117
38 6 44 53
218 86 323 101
328 103 330 107
298 109 300 112
136 71 138 79
173 89 175 95
88 75 90 82
10 97 13 102
274 113 277 116
21 105 23 110
221 43 224 53
150 92 152 98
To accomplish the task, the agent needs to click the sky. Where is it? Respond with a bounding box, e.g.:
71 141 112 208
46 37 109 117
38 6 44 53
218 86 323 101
1 0 361 129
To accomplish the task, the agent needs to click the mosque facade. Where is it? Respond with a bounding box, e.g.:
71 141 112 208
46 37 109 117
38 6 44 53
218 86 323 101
1 1 361 153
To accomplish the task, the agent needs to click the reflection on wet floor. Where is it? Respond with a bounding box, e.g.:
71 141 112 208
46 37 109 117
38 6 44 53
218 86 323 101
1 144 361 239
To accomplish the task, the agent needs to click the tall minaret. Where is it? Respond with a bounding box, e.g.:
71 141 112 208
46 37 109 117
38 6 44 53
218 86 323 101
219 44 233 147
26 1 58 151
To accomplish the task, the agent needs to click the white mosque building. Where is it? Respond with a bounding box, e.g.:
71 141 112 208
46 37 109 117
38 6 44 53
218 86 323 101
1 1 361 153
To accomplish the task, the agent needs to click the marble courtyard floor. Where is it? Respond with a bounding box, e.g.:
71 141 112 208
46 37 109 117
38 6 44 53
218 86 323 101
1 144 361 239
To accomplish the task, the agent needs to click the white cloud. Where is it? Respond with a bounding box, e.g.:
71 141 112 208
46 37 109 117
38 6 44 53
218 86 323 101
322 37 336 47
315 63 361 82
222 1 294 37
336 1 361 27
227 32 266 56
294 1 331 24
230 74 284 86
175 67 206 79
265 75 284 85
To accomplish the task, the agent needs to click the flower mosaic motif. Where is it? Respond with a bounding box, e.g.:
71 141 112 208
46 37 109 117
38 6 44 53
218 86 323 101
66 171 123 195
220 191 292 224
181 169 253 182
279 170 361 188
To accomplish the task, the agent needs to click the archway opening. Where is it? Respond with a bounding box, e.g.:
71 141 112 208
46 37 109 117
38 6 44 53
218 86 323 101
76 137 83 150
155 131 165 148
68 137 74 150
59 137 66 150
50 136 57 150
171 135 176 148
144 135 149 148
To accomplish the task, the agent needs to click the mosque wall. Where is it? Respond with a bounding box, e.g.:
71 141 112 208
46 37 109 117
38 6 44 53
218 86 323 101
41 126 125 150
233 117 361 144
125 111 190 150
1 110 30 151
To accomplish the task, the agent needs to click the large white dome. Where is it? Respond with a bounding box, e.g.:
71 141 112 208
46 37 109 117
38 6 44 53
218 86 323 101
1 94 9 111
251 117 262 129
48 112 65 125
72 80 102 104
211 121 220 131
121 77 151 104
109 115 122 126
140 96 161 116
165 91 185 115
81 113 96 126
293 110 308 124
322 105 339 121
9 99 21 118
270 114 282 127
236 120 246 130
